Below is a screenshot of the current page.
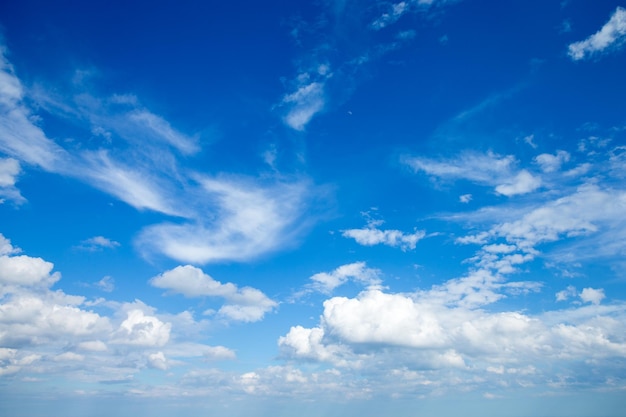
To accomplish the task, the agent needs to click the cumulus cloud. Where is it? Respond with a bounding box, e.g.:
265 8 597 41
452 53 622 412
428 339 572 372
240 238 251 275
0 234 239 383
342 219 426 251
404 151 541 196
150 265 277 322
580 287 605 305
494 169 542 197
568 7 626 60
280 284 626 383
534 150 571 173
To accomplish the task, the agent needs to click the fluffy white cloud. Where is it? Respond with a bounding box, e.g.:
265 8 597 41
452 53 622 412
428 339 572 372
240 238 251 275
534 150 571 173
404 151 541 196
0 234 241 387
281 284 626 383
494 169 542 196
342 221 426 251
568 7 626 60
580 287 605 305
0 254 59 288
113 309 171 347
150 265 277 322
147 351 169 370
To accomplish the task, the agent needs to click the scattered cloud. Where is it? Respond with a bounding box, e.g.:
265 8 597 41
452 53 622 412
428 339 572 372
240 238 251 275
459 193 472 203
150 265 277 322
370 0 438 30
580 287 605 305
568 6 626 60
282 81 326 131
404 151 542 196
76 236 120 252
534 150 571 173
0 158 25 204
309 262 382 294
0 44 319 264
342 219 426 251
95 276 115 292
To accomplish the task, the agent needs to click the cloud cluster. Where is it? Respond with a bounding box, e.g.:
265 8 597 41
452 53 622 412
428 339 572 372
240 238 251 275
150 265 277 322
278 142 626 396
0 233 235 382
568 6 626 60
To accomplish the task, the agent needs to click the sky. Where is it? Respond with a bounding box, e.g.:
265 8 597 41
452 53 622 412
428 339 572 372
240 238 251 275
1 1 626 416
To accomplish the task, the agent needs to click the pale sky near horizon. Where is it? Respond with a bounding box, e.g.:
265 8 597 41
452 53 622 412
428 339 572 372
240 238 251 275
1 1 626 416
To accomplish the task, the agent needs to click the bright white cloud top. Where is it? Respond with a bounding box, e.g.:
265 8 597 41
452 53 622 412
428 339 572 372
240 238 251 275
1 2 626 417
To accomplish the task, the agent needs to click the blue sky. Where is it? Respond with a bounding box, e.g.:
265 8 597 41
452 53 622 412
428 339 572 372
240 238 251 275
1 1 626 416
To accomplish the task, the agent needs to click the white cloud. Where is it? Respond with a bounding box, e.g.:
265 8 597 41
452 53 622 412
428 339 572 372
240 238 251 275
404 151 541 196
95 276 115 292
459 193 472 203
568 7 626 60
494 169 542 196
0 233 245 388
370 0 437 30
137 177 314 264
124 110 199 155
0 158 25 204
280 283 626 384
0 45 319 264
342 221 426 251
0 50 69 171
556 285 577 302
282 81 325 131
77 236 120 252
534 150 570 173
0 254 59 288
150 265 277 322
113 309 171 347
580 287 605 305
77 340 107 352
309 262 382 294
147 351 169 370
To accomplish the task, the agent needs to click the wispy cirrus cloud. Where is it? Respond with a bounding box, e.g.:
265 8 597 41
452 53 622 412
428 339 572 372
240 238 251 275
403 151 542 196
278 0 458 131
370 0 441 30
568 6 626 60
0 44 319 264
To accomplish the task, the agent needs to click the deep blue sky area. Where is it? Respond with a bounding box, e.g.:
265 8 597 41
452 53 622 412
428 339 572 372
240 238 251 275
1 1 626 416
